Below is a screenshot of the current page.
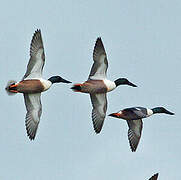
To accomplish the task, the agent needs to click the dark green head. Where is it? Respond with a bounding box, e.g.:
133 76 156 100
48 76 71 84
151 107 174 115
114 78 137 87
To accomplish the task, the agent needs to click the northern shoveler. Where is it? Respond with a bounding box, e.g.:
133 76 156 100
6 29 71 140
109 107 174 152
71 37 137 134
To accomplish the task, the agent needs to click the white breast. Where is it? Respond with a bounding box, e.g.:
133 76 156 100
103 79 116 92
40 79 52 91
146 108 153 117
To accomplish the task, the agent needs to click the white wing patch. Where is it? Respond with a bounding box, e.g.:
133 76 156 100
31 49 43 75
24 49 44 79
135 107 141 111
90 54 107 79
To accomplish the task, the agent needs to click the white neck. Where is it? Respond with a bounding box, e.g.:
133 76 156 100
40 79 52 91
146 108 153 117
103 79 116 92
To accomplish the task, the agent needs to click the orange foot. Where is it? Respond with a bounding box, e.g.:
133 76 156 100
74 83 83 86
10 90 18 93
9 84 18 93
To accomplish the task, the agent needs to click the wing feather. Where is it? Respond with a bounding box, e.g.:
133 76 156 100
127 119 143 152
149 173 159 180
90 93 107 133
123 107 147 119
23 29 45 80
88 38 108 80
24 93 42 140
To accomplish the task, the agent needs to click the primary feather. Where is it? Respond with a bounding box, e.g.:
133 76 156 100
88 37 108 80
24 93 42 140
90 93 107 133
23 29 45 80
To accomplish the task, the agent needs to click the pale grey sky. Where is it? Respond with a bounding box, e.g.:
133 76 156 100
0 0 180 179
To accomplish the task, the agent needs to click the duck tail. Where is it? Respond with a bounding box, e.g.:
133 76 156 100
71 84 82 92
5 80 18 95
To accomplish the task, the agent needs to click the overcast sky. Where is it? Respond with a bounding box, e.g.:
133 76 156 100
0 0 180 179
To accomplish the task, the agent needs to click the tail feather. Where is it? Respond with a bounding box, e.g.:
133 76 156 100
5 80 17 95
71 84 82 92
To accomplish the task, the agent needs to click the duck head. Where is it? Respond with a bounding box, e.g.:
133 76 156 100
114 78 137 87
48 76 71 84
151 107 174 115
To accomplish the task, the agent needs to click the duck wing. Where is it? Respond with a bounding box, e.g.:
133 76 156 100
149 173 159 180
126 119 143 152
88 37 108 80
90 93 107 133
123 107 148 119
23 29 45 80
24 93 42 140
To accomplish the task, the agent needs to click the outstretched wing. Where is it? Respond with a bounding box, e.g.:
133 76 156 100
90 93 107 133
149 173 159 180
23 29 45 80
88 37 108 80
126 119 143 152
24 93 42 140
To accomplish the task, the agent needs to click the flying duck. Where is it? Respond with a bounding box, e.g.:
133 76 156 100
148 173 159 180
6 29 71 140
109 107 174 152
71 37 137 134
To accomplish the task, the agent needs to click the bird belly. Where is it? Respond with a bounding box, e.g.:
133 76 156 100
15 80 45 93
80 80 107 94
15 79 52 93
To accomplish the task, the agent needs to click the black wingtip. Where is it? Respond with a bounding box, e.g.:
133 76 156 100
94 128 101 134
96 37 103 44
130 146 137 152
35 29 41 33
26 130 36 141
27 132 36 141
33 29 41 36
149 173 159 180
93 121 102 134
96 37 102 40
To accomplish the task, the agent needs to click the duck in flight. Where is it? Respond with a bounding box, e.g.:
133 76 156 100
71 37 137 133
6 29 71 140
109 106 174 152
